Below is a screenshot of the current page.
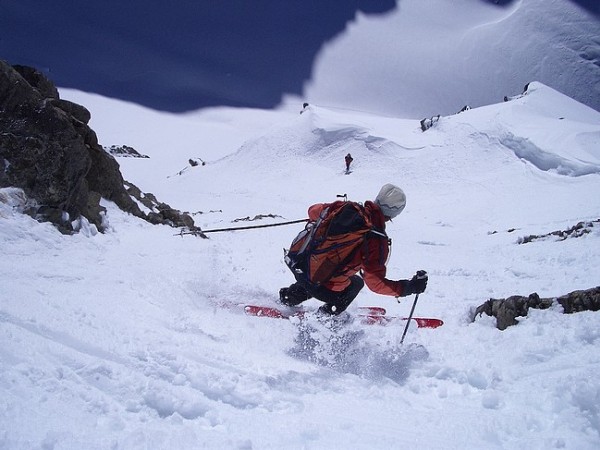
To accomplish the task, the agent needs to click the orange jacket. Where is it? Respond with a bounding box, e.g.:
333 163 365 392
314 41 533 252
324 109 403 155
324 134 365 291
307 201 405 296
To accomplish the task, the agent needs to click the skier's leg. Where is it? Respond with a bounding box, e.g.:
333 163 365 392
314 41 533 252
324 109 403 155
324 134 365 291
314 276 365 315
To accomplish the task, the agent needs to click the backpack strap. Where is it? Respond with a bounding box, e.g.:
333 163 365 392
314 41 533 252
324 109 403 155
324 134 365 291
369 228 388 239
364 226 392 266
297 205 329 255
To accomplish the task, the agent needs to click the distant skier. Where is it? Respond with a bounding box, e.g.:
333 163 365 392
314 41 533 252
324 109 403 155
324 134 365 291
279 184 428 316
345 153 353 172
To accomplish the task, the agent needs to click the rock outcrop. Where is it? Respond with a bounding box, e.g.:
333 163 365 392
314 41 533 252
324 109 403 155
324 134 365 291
472 287 600 330
0 61 195 234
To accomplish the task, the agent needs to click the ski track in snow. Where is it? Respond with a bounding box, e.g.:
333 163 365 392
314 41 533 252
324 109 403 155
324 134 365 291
1 82 600 449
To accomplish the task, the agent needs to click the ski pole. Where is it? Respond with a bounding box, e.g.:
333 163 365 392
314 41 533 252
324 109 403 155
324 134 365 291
400 293 420 345
174 218 309 237
399 270 427 344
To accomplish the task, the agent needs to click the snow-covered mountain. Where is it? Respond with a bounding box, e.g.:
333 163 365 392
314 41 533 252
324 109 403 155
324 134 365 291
1 81 599 449
1 0 598 115
304 0 600 117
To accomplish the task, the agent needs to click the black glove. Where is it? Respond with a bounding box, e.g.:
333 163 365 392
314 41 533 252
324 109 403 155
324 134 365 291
398 270 428 296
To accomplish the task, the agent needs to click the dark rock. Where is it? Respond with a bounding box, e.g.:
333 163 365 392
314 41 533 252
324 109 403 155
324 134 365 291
420 115 440 132
0 61 196 234
473 287 600 330
12 64 59 99
160 207 195 228
518 220 598 244
49 98 91 124
556 287 600 313
1 62 92 231
123 181 197 230
105 145 149 158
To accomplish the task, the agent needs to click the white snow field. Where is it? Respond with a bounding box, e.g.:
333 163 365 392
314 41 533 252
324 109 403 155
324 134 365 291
1 81 599 449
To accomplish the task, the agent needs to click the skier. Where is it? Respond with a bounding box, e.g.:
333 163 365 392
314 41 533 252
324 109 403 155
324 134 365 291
279 184 428 315
345 153 353 172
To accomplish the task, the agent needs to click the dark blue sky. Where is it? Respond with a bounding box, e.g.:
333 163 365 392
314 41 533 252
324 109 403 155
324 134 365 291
1 0 596 112
1 0 397 111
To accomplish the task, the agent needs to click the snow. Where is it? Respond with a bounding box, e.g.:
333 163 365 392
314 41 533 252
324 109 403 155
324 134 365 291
1 80 599 449
304 0 600 117
2 1 600 447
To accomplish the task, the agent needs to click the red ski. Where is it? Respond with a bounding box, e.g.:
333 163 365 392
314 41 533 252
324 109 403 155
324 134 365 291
243 305 384 319
244 305 304 319
358 314 443 328
244 305 443 328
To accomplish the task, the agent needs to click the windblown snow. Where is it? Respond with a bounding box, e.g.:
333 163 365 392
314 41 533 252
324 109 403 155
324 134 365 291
1 81 599 449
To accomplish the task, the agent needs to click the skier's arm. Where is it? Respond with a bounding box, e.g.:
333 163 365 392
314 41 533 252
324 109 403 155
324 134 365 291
362 265 405 297
361 237 405 296
362 237 427 297
363 263 425 297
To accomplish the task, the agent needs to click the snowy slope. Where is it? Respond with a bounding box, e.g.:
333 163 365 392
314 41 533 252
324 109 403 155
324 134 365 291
1 83 599 449
304 0 600 117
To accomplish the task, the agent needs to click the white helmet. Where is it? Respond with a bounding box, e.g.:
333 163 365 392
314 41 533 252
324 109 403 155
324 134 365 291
374 184 406 219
